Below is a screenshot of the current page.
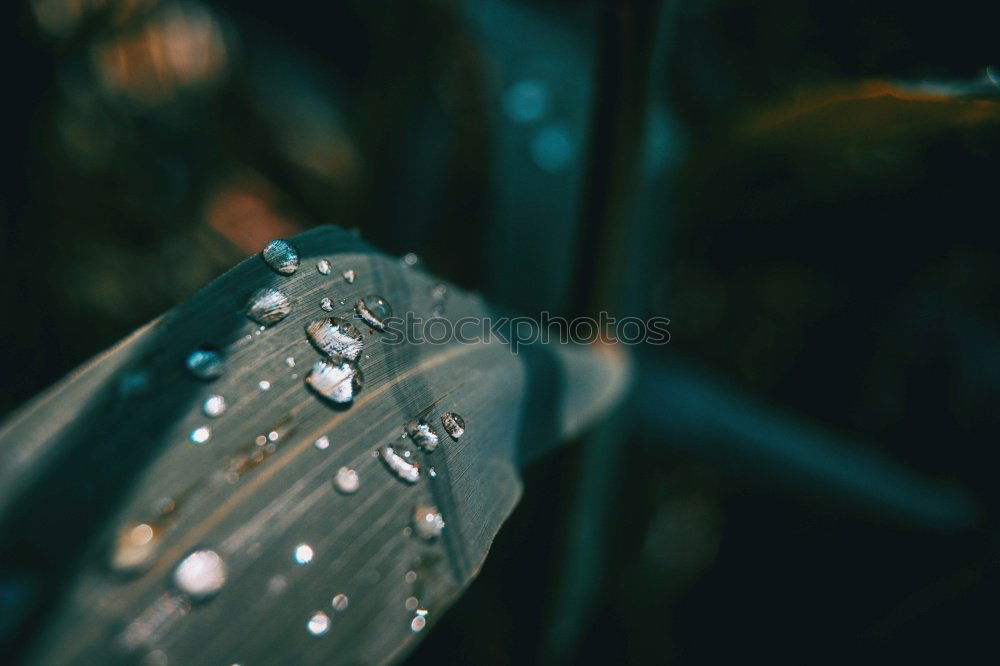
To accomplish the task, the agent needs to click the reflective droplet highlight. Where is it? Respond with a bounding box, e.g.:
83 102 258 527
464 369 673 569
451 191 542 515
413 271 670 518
203 395 226 418
111 522 159 572
306 359 362 404
413 505 445 540
314 435 330 450
262 239 299 275
401 252 419 267
173 549 226 600
342 269 355 284
306 317 364 361
410 615 426 632
307 611 330 636
355 295 392 330
334 466 360 494
190 425 211 444
320 297 334 312
332 593 349 612
316 259 331 275
379 444 420 484
258 380 271 392
440 412 465 439
406 418 440 453
245 287 292 326
294 543 314 565
186 346 225 380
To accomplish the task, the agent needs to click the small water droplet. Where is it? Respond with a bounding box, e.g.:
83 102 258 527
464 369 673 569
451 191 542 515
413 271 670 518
427 467 437 479
440 412 465 439
306 317 364 361
111 522 159 572
173 549 226 601
186 347 225 380
190 425 211 444
412 505 445 540
355 295 392 330
255 435 268 446
203 395 226 418
262 239 299 275
342 269 355 284
245 287 292 326
431 283 447 300
258 380 271 392
338 299 347 306
530 124 575 173
334 466 360 494
332 593 349 612
294 543 314 565
306 359 363 405
410 615 427 632
314 435 330 450
267 430 280 442
285 356 296 367
405 596 418 611
401 252 419 267
404 570 418 584
406 419 440 453
378 444 420 483
316 259 331 275
307 611 330 636
267 574 288 595
320 297 334 312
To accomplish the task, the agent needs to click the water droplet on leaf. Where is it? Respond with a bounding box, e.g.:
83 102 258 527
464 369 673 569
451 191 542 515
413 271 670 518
355 295 392 330
186 347 225 380
203 395 226 418
190 425 211 444
332 593 349 612
306 359 363 404
110 522 159 572
413 505 445 540
334 466 360 494
262 239 299 275
314 435 330 450
440 412 465 439
245 287 292 326
173 550 226 601
307 611 330 636
320 297 334 312
378 444 420 483
342 269 355 284
306 317 364 361
406 419 440 452
316 259 331 275
294 543 314 565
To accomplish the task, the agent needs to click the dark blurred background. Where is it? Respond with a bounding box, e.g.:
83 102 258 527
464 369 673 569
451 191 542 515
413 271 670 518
3 0 1000 663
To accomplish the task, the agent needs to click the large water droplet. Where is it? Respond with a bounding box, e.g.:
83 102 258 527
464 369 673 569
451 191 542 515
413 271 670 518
173 549 226 601
245 287 292 326
378 444 420 484
262 239 299 275
320 297 334 312
294 543 314 565
316 259 331 275
440 412 465 439
413 505 445 540
307 611 330 636
406 419 440 453
410 615 427 632
355 295 392 330
342 269 355 284
306 359 363 404
306 317 364 361
331 593 349 612
203 395 226 418
186 346 225 380
334 466 360 494
110 522 159 572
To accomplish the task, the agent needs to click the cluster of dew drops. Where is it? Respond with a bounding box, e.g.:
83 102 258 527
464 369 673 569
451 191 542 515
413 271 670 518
117 239 469 649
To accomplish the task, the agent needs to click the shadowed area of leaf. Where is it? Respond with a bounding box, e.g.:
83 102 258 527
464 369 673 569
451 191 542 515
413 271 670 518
0 225 630 665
